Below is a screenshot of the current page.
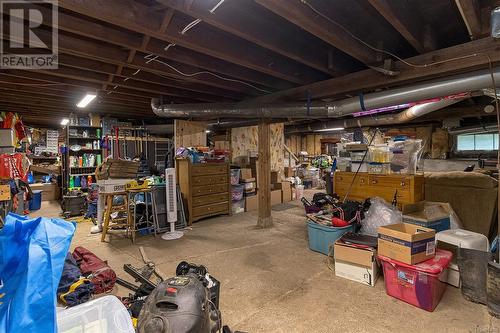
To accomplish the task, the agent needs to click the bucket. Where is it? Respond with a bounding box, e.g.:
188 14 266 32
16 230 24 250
457 248 494 304
29 190 43 211
307 220 354 255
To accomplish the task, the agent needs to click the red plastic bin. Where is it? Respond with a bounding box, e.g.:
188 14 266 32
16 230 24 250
378 249 453 312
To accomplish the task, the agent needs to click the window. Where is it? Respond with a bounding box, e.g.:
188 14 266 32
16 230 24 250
456 133 499 151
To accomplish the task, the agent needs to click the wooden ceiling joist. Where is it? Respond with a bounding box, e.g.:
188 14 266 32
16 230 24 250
58 0 328 85
455 0 483 39
254 0 379 65
156 0 355 76
367 0 436 53
256 37 500 102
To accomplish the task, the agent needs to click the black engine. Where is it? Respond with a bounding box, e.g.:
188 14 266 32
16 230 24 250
137 262 221 333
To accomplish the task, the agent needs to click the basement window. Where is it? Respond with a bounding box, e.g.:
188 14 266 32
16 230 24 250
456 133 499 151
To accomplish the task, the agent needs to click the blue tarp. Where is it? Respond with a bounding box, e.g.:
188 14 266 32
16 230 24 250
0 213 75 333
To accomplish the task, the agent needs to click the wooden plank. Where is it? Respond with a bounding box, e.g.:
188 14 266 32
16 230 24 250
255 0 378 65
157 0 354 75
58 0 326 85
174 120 207 149
367 0 432 53
255 37 500 102
456 0 482 39
258 122 273 228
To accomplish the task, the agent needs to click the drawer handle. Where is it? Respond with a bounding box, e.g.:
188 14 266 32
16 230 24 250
370 180 376 184
360 179 365 184
401 181 406 186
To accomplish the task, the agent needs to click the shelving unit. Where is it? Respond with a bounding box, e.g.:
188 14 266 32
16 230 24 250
64 125 102 193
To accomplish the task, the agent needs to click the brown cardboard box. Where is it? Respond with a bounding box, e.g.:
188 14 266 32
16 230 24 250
245 195 258 212
241 168 252 180
30 183 60 201
271 189 282 206
275 181 291 202
334 240 378 286
284 167 294 177
378 223 436 265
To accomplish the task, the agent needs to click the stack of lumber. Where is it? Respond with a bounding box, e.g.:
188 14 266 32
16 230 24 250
95 159 139 180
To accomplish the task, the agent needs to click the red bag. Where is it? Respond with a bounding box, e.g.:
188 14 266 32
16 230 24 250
72 246 116 294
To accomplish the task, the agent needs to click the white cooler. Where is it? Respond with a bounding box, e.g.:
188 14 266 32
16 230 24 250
435 229 489 287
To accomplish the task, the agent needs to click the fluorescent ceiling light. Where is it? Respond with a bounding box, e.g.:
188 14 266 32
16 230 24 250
315 127 344 132
76 93 97 108
60 118 69 126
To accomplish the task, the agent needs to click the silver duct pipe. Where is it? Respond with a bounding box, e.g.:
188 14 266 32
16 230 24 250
151 99 332 119
286 98 464 134
152 67 500 121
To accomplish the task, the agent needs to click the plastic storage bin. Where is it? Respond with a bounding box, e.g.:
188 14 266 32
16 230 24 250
351 162 367 173
378 249 453 312
57 295 135 333
368 162 390 174
436 229 489 287
307 220 354 255
29 190 43 211
230 169 241 185
231 184 245 202
232 199 245 214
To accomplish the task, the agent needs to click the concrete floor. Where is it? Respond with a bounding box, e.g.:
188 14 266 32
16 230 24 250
32 195 499 333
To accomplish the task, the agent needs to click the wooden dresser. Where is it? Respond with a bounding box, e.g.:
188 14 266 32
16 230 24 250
334 171 424 208
176 159 231 225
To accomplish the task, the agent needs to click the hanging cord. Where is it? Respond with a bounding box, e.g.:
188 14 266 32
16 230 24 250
143 54 272 93
300 0 491 69
342 128 378 203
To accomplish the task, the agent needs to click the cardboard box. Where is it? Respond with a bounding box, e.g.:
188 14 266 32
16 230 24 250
245 194 258 211
0 184 11 201
275 181 291 202
240 168 253 180
402 201 451 232
334 240 379 286
30 183 60 201
284 167 294 178
378 223 436 265
271 189 282 206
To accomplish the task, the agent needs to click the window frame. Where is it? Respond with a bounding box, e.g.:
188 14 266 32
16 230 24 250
452 131 499 158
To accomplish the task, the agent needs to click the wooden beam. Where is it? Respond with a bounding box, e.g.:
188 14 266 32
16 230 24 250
255 37 500 102
56 53 245 100
456 0 482 39
158 8 175 34
157 0 355 75
254 0 378 65
58 0 327 84
0 73 199 104
257 121 273 228
367 0 434 53
6 9 283 93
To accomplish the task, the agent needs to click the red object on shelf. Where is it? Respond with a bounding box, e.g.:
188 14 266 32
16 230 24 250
378 249 453 312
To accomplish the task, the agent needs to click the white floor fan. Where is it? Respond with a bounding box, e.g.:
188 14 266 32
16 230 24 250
161 168 184 240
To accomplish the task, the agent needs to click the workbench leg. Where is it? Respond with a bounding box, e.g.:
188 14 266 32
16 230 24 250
101 195 113 242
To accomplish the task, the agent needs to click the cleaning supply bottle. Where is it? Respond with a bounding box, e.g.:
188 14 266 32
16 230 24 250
87 175 93 185
74 175 81 188
81 175 87 189
69 176 74 189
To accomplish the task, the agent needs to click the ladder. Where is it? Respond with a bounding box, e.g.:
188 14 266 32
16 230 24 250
154 139 174 170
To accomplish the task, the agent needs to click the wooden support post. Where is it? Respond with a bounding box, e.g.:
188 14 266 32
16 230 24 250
258 121 273 228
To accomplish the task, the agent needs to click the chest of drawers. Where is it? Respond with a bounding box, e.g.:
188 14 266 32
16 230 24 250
177 159 231 224
334 171 424 208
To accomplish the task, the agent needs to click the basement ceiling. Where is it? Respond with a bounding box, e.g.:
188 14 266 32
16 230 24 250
1 0 499 126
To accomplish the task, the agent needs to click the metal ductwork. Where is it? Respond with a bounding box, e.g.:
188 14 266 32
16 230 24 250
152 67 500 124
286 98 464 133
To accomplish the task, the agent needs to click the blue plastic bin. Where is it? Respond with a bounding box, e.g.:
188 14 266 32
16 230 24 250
29 190 43 211
307 220 354 255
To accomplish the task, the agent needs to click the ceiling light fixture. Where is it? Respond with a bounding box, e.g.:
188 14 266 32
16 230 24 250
315 127 344 132
76 93 97 108
60 118 69 126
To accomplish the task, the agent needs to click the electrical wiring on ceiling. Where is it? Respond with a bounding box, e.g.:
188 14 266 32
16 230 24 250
109 0 271 96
